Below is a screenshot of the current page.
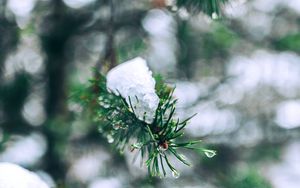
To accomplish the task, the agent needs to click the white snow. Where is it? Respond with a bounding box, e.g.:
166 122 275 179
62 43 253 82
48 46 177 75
0 163 49 188
106 57 159 124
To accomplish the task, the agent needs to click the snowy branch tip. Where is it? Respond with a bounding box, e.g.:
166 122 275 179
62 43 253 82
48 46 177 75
106 57 159 124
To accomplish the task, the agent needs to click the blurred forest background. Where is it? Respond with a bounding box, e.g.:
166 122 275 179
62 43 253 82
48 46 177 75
1 0 300 187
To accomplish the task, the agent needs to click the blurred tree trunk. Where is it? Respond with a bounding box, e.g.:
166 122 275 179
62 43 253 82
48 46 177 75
39 0 90 183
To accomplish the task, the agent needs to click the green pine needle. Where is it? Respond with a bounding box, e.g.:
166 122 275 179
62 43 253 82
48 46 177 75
72 72 215 177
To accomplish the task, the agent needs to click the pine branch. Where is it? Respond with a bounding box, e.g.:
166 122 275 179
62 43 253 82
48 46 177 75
72 72 216 178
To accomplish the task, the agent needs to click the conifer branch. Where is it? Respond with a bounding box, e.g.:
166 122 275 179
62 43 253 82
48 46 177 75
73 72 216 177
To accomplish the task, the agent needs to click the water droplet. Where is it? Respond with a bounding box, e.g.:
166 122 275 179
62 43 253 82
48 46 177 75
172 170 180 179
107 135 114 143
112 123 120 130
204 150 216 158
103 103 110 108
99 99 110 109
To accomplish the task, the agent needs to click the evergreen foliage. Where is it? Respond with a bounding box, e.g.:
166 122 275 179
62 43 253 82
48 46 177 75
73 72 216 177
